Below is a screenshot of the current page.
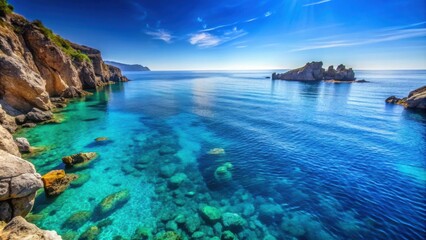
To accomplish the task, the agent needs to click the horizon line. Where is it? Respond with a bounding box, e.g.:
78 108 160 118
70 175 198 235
124 68 426 71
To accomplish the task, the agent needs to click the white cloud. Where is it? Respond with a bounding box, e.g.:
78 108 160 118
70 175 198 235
291 23 426 51
245 18 259 23
264 11 272 17
189 27 247 48
189 33 221 48
303 0 332 7
145 29 173 43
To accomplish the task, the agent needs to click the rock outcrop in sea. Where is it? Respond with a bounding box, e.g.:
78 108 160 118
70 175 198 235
272 61 361 82
386 85 426 110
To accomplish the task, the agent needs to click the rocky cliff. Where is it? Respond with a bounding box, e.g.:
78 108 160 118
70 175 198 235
272 61 357 82
386 85 426 110
0 7 127 239
0 13 127 116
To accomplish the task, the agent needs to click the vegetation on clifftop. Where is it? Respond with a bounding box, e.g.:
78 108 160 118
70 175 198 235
0 0 13 18
32 20 91 63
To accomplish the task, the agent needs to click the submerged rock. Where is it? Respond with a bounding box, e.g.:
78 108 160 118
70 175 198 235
70 173 91 187
158 145 178 156
154 231 182 240
222 213 246 232
95 137 109 142
200 206 222 223
258 203 284 223
168 173 187 189
80 225 100 240
185 215 201 233
0 216 61 240
41 170 77 196
132 226 152 240
221 230 237 240
214 163 233 182
159 164 177 178
97 190 130 215
208 148 225 155
62 152 97 167
62 210 92 229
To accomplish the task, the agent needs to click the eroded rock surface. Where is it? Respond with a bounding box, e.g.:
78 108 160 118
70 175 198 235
386 85 426 110
272 61 356 82
0 216 61 240
0 149 43 222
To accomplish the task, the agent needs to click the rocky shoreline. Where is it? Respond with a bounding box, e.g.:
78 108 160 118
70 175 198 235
272 61 366 83
386 86 426 110
0 8 128 239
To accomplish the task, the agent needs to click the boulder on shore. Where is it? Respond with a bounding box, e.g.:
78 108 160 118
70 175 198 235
15 137 31 153
272 61 356 82
25 108 53 123
97 190 130 215
0 150 43 222
386 85 426 110
0 216 61 240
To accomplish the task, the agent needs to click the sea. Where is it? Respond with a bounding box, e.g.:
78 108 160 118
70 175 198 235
17 70 426 240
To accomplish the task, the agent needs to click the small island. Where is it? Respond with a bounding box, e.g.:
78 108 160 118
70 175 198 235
272 61 366 83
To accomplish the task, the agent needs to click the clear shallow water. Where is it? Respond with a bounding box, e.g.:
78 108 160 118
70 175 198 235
18 70 426 239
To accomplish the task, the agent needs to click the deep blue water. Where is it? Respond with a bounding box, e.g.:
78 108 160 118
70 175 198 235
20 70 426 239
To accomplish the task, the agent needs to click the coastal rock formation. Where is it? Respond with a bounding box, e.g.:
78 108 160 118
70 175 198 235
0 104 17 133
0 125 20 156
0 13 128 117
97 190 130 215
15 137 31 153
62 152 97 167
386 85 426 110
272 61 357 82
41 170 77 196
0 216 61 240
0 149 43 221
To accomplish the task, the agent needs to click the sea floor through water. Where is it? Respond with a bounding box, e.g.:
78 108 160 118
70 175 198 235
17 70 426 239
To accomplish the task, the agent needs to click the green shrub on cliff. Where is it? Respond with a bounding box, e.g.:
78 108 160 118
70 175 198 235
0 0 13 17
32 20 91 63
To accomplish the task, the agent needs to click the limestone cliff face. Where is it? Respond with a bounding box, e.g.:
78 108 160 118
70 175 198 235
0 13 128 115
0 149 43 222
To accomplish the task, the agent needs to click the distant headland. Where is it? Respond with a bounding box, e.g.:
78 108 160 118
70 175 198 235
105 61 150 72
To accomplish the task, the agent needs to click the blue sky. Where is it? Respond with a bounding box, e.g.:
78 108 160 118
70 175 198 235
9 0 426 70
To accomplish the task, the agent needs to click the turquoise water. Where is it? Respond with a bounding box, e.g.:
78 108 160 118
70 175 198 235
18 70 426 239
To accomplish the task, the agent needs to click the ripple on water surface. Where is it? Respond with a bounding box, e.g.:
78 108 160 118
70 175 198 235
19 70 426 239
